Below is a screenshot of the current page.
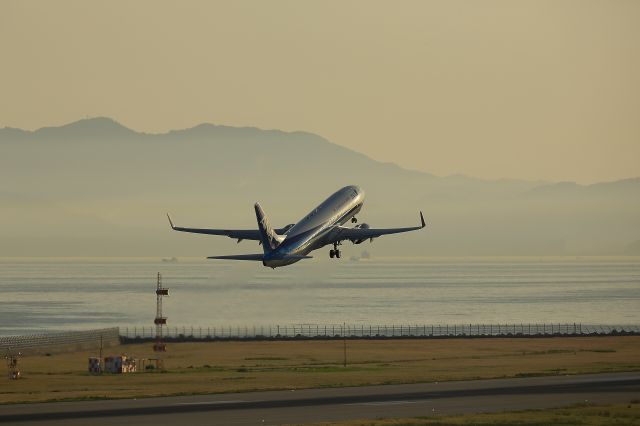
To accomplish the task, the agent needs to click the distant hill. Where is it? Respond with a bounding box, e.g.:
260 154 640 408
1 117 639 257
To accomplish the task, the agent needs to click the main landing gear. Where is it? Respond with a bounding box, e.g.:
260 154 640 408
329 242 341 259
351 216 358 223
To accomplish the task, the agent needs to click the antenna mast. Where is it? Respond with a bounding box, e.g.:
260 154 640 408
153 273 169 364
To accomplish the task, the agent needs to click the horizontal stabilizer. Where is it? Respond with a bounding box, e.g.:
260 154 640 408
207 254 264 261
207 254 313 261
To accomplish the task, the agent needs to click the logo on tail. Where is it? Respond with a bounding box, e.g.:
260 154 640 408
254 203 283 252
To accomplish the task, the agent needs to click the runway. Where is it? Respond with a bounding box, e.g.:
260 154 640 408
1 372 638 425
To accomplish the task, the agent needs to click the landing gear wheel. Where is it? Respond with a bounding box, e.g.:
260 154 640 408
331 242 342 259
351 217 357 223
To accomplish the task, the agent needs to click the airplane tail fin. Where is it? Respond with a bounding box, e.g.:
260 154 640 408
254 202 283 253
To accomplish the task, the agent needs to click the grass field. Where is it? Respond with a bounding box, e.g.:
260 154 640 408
301 402 640 426
1 336 639 404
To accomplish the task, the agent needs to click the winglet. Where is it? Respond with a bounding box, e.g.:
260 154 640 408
419 211 426 228
167 213 175 230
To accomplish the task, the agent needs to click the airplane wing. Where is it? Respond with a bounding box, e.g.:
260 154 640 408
167 214 292 242
331 211 426 242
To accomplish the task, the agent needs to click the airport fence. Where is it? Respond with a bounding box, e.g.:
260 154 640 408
120 323 640 341
0 327 120 354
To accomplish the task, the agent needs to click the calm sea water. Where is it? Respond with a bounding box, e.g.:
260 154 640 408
1 257 639 336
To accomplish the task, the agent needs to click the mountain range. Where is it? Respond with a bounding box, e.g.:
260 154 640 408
1 117 638 257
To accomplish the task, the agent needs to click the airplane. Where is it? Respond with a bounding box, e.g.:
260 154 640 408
167 185 425 268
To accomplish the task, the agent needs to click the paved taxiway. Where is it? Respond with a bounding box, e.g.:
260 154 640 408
1 372 638 425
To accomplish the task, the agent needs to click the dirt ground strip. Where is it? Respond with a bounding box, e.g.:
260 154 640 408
1 336 639 404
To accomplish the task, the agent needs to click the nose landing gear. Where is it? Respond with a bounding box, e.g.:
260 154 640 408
351 217 358 223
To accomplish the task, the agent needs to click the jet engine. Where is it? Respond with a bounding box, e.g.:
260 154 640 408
350 223 370 244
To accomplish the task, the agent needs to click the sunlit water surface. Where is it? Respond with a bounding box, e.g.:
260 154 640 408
1 257 638 335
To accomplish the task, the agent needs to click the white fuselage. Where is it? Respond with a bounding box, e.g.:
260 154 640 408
263 185 364 267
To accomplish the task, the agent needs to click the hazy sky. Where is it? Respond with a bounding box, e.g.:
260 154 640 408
2 1 639 183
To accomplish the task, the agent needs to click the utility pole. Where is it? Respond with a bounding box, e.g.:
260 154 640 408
343 322 347 368
99 333 103 373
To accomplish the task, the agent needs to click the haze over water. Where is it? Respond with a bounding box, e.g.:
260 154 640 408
1 257 638 336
